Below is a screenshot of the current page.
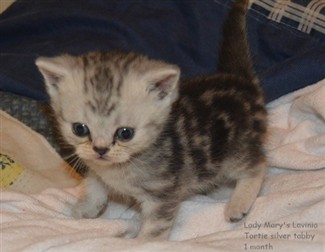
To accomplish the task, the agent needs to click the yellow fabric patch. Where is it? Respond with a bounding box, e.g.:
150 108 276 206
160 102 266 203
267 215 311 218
0 153 24 188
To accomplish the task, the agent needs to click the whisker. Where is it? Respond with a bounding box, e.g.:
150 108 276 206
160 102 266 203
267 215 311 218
60 147 88 177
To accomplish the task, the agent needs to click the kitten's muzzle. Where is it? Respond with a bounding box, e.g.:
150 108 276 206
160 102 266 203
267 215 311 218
93 146 109 156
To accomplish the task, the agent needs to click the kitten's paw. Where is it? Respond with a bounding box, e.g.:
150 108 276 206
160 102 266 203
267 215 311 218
72 200 107 219
115 229 138 239
224 201 249 223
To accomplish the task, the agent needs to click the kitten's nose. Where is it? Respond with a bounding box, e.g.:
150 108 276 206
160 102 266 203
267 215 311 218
93 146 109 156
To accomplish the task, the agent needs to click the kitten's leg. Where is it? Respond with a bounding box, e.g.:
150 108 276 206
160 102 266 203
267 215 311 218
72 171 109 219
225 162 266 222
137 200 179 240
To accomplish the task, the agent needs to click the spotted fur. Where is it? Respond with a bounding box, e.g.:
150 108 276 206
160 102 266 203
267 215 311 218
36 0 266 239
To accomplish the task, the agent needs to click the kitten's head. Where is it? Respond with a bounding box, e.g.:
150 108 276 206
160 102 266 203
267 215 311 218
36 51 180 167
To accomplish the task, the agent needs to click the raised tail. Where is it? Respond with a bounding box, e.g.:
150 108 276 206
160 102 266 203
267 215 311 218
218 0 256 82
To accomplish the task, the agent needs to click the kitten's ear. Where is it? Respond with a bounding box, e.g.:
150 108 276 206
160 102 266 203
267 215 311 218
147 66 180 101
35 55 74 97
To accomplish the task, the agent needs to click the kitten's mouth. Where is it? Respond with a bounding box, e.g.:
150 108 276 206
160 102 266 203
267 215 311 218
93 155 131 167
96 156 110 162
81 153 129 167
82 154 111 163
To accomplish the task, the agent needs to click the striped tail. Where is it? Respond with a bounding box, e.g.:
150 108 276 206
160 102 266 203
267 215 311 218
218 0 256 82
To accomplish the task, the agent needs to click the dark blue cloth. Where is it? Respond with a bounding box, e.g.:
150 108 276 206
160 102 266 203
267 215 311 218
0 0 324 103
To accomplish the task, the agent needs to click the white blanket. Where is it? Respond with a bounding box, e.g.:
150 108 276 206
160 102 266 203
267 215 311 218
1 79 325 251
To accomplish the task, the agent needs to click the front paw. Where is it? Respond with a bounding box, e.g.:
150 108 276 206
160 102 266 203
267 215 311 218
224 201 249 223
72 199 107 219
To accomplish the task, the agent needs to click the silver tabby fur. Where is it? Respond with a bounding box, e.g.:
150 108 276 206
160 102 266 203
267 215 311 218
36 0 267 240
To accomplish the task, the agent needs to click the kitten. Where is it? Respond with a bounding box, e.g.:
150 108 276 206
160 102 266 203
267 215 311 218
36 0 266 240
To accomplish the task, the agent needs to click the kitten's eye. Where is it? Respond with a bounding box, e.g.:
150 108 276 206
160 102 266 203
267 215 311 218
72 123 90 137
115 127 135 141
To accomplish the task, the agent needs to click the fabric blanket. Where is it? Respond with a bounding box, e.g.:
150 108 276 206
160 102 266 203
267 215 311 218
0 110 79 193
1 79 324 251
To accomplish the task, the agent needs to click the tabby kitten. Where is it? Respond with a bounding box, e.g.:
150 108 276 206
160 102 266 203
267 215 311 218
36 0 266 240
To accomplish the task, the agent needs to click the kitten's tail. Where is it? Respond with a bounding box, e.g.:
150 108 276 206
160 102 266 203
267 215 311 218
218 0 256 83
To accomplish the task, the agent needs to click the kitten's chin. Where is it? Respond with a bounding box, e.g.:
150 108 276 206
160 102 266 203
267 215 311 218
84 157 130 168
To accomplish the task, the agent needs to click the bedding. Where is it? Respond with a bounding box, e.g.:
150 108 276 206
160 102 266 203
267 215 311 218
0 0 325 251
0 110 79 194
1 79 324 251
0 91 59 151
